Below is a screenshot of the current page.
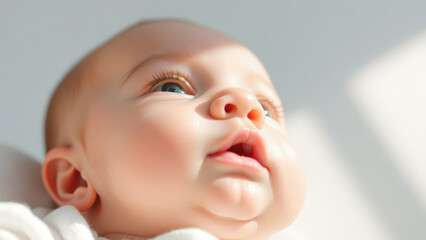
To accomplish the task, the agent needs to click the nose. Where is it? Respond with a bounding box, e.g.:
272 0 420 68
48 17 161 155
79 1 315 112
209 88 265 129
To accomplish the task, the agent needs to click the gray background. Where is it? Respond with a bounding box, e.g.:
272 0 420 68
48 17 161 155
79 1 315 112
1 1 425 239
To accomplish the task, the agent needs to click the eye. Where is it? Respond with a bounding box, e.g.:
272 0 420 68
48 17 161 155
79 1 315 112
149 72 195 95
154 82 186 94
258 97 283 122
262 106 272 118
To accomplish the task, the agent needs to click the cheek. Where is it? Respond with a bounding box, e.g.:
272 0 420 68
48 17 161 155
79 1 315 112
262 124 306 223
101 102 203 200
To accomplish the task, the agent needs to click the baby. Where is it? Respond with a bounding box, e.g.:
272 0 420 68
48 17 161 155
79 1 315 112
40 19 305 240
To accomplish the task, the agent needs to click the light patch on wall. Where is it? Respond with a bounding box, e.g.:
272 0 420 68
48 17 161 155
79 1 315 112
349 31 426 210
272 110 391 240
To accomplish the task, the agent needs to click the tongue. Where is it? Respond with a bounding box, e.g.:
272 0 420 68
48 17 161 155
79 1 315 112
229 144 244 156
228 143 253 157
243 144 253 156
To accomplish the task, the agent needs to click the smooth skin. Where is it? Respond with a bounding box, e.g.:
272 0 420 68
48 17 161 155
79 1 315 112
42 20 306 240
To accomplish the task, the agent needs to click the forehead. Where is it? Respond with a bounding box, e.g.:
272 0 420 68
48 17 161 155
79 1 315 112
95 21 236 65
87 21 273 88
122 21 238 55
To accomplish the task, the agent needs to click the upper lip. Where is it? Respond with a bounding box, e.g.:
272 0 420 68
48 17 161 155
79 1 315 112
208 129 268 170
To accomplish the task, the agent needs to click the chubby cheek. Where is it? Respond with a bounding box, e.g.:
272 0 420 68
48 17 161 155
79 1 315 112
262 122 306 226
94 101 203 207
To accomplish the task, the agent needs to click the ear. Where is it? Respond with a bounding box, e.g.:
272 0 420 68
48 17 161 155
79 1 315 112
42 147 97 211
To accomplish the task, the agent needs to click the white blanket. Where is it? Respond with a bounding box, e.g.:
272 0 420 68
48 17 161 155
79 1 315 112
0 202 218 240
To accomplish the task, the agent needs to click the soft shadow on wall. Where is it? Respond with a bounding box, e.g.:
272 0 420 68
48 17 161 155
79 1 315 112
272 31 426 240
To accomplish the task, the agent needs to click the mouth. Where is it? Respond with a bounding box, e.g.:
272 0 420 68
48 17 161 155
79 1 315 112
227 143 254 158
208 130 268 171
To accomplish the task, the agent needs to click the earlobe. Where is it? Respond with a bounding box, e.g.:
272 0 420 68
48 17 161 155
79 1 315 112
42 147 97 211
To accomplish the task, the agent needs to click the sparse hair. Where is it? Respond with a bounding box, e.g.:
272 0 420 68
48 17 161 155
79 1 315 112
44 60 89 152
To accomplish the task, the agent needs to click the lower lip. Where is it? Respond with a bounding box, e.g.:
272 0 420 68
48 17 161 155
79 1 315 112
208 151 266 171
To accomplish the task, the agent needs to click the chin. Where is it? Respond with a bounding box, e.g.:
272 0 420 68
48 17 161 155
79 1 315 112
186 203 276 240
196 176 273 217
189 211 262 240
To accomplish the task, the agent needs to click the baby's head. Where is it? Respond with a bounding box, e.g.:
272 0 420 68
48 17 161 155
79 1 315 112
42 20 305 240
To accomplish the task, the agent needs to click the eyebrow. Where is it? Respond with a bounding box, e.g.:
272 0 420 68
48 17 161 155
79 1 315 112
121 51 191 86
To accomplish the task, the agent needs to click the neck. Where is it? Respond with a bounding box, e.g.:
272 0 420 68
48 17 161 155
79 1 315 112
102 233 146 240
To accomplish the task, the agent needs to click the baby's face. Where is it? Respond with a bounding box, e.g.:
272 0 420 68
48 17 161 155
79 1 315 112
79 21 305 240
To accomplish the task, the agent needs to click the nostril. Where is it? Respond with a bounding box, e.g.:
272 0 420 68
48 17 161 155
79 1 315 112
247 109 261 121
225 104 237 113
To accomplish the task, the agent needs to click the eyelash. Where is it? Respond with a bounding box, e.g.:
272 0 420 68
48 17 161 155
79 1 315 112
147 70 195 95
146 70 284 121
258 96 284 121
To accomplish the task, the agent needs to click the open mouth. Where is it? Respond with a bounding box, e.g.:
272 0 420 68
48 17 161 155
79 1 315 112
208 130 268 171
227 143 253 158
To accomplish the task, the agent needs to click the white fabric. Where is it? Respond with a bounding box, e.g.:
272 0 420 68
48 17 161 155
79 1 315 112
150 228 218 240
0 145 53 209
0 202 102 240
0 201 218 240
